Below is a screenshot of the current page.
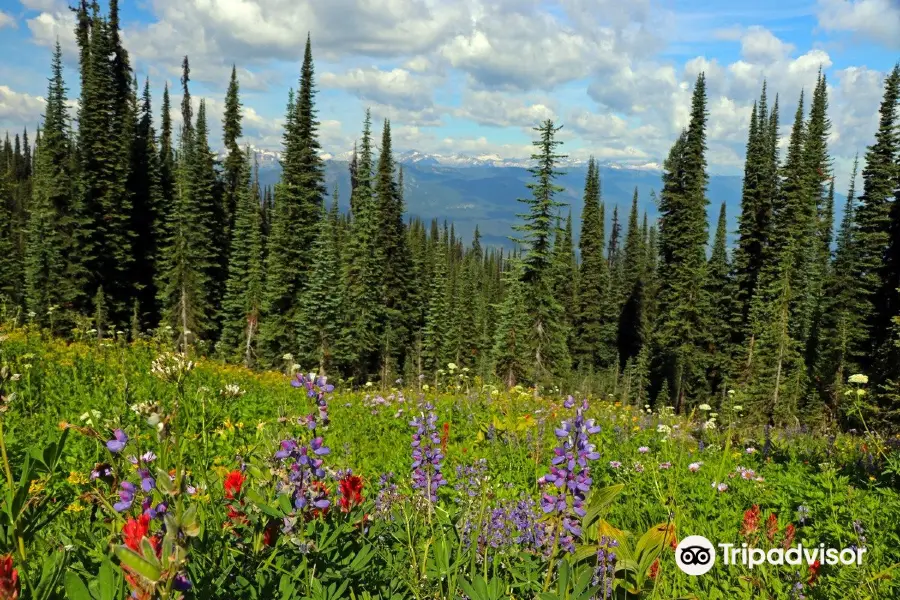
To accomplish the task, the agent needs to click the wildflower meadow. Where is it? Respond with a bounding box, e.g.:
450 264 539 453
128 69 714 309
1 329 899 600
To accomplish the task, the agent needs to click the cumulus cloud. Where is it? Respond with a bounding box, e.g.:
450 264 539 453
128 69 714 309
454 90 557 128
0 86 46 131
26 9 78 59
817 0 900 49
320 67 437 111
0 11 15 29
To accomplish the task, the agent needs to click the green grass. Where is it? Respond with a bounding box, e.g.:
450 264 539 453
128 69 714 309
1 328 898 600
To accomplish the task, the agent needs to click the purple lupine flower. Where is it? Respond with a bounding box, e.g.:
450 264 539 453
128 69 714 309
564 395 575 408
173 574 192 591
455 459 487 503
409 404 446 504
374 472 400 519
106 429 128 453
291 372 332 429
273 435 331 516
538 403 600 554
593 536 619 599
114 481 136 512
138 468 156 492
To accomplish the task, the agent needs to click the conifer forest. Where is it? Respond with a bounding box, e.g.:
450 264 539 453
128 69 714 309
2 2 900 599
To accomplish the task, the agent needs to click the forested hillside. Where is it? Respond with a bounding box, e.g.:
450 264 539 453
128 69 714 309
3 0 900 429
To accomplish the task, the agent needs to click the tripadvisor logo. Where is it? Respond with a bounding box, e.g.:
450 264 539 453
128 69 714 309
675 535 867 576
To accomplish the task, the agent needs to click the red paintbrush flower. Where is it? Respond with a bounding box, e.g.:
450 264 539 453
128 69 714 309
766 512 778 542
0 555 19 600
648 559 660 580
807 560 822 586
783 523 796 550
224 470 246 500
339 474 364 512
741 505 761 538
441 422 450 454
122 514 151 551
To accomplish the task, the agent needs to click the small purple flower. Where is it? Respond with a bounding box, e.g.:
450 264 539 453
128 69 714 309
141 451 157 463
564 395 575 408
638 446 649 454
138 468 156 492
689 462 702 473
633 462 644 473
173 574 192 591
609 461 622 469
106 429 128 453
659 462 672 470
746 447 757 454
114 481 136 512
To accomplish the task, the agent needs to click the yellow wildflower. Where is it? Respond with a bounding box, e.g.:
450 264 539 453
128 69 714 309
66 501 85 513
256 421 267 431
29 479 46 494
67 471 89 486
236 422 244 430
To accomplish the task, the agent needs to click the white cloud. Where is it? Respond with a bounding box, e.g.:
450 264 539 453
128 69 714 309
454 90 557 128
26 9 78 59
0 86 46 130
0 11 15 29
320 67 436 111
817 0 900 49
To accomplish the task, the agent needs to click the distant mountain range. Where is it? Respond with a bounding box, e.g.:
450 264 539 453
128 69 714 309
225 147 843 250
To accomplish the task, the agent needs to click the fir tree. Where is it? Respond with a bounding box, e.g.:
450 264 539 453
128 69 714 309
618 188 646 367
491 259 532 388
341 110 380 379
706 202 736 395
130 78 164 328
25 43 74 327
219 150 264 366
654 73 711 411
259 35 326 364
222 66 243 240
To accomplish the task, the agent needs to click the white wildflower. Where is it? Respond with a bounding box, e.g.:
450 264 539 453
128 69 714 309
848 374 868 385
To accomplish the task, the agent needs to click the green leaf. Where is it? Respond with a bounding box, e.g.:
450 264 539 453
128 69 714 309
245 488 283 518
181 504 200 536
98 557 116 600
64 572 94 600
114 545 162 582
155 468 174 494
582 484 625 530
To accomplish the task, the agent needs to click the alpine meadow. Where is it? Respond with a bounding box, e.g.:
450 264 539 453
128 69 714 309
3 1 900 599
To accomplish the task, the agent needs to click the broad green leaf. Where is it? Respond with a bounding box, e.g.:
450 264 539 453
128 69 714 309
64 572 94 600
583 484 625 530
114 546 162 582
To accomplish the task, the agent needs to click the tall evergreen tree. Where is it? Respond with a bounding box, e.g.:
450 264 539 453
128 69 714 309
341 110 380 379
706 202 736 395
222 65 243 243
219 150 264 366
513 120 571 380
25 43 74 327
259 35 326 363
491 258 532 387
130 78 164 328
618 188 646 367
654 73 711 411
298 192 345 375
817 156 862 407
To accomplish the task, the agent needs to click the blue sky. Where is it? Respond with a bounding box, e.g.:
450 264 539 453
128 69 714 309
0 0 897 190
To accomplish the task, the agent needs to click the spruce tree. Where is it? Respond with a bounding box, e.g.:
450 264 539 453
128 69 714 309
513 120 571 380
654 73 711 411
259 36 326 364
491 259 532 387
297 191 345 376
423 234 449 375
618 188 646 367
156 58 216 349
222 66 243 240
706 202 736 396
130 78 165 328
25 43 74 328
219 150 264 366
817 156 862 406
373 120 413 379
341 110 380 379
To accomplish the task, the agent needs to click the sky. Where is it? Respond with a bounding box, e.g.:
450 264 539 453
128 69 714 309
0 0 898 191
